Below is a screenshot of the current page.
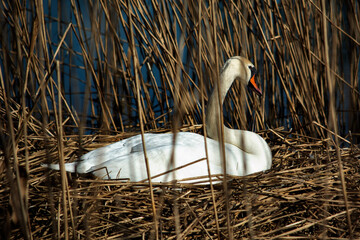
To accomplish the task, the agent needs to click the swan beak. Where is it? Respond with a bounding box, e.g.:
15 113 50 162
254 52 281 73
248 75 262 96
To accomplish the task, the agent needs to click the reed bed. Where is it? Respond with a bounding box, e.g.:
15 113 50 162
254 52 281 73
0 0 359 239
2 127 360 239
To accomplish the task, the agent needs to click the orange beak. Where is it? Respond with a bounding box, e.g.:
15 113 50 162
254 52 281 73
248 75 262 96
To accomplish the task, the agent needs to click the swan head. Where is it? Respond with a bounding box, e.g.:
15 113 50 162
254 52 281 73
221 56 262 96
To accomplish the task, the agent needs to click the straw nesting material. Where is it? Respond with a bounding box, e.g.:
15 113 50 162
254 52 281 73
1 129 359 239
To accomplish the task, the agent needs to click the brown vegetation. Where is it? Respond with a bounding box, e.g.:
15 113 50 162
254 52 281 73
0 0 359 239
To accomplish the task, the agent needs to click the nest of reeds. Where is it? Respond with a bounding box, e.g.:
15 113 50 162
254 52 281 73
1 126 359 239
0 0 359 239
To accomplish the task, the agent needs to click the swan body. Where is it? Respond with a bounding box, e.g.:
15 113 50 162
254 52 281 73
46 132 271 183
44 56 272 183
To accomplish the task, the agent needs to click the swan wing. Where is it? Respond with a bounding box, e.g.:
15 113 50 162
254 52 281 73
84 132 255 182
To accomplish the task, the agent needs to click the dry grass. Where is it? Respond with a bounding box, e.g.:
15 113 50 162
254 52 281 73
0 0 359 239
2 127 360 239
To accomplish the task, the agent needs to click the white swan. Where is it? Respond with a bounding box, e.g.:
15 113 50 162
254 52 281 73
44 56 272 183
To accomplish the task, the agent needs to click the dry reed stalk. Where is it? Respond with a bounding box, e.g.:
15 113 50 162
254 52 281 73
321 1 353 238
0 0 359 239
128 1 158 239
197 2 221 238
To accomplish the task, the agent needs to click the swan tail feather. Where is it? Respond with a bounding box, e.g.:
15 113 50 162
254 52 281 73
41 162 77 173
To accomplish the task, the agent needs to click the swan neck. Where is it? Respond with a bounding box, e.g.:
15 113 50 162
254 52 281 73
205 71 235 141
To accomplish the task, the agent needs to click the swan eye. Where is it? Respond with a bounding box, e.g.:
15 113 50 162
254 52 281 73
249 66 257 77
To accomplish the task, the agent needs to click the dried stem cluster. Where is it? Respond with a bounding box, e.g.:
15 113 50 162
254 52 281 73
0 0 359 239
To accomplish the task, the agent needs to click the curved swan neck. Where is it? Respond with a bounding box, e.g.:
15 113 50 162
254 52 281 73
206 59 243 143
205 57 262 156
205 71 232 141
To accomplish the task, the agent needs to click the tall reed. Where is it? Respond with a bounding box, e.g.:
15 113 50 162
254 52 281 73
0 0 359 239
1 0 359 139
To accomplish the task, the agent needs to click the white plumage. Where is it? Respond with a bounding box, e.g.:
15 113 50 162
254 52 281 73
44 56 272 183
